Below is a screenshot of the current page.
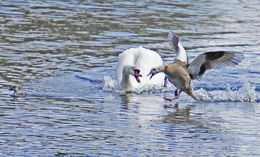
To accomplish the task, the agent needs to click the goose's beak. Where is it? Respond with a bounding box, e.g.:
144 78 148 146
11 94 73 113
134 71 142 83
147 73 155 79
147 70 155 79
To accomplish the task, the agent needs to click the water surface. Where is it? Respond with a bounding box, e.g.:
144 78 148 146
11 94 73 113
0 0 259 156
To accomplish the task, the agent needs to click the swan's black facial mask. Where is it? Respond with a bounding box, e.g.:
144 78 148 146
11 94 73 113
133 69 142 83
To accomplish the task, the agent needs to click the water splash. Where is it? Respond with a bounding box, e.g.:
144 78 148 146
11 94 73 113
103 76 257 103
195 82 257 102
103 76 118 92
102 76 167 94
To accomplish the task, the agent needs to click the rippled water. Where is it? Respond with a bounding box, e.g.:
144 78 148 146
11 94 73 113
0 0 260 156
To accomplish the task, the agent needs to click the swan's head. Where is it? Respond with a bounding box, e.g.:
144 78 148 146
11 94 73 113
123 66 142 83
148 66 164 79
132 69 142 83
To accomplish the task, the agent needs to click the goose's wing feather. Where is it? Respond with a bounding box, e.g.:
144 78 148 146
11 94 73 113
187 51 244 79
168 31 179 50
168 31 188 64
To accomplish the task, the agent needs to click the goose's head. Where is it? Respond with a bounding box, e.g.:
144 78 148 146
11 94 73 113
148 66 164 79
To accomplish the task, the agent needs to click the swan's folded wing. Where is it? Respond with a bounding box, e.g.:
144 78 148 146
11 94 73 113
187 51 244 80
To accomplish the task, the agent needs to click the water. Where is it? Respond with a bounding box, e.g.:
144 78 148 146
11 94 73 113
0 0 259 156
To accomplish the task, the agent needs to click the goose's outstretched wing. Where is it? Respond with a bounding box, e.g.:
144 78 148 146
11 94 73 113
187 51 244 80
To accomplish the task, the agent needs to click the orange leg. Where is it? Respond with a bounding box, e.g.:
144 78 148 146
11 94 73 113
164 89 181 101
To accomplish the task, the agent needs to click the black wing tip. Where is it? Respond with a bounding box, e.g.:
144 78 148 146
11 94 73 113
204 51 244 63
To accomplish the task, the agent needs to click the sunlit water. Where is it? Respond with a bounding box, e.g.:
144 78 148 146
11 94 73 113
0 0 260 156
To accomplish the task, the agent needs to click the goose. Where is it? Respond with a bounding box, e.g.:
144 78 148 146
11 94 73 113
117 46 165 91
9 85 27 97
148 32 244 101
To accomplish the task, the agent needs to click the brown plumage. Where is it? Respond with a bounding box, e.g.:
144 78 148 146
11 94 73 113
148 32 244 101
148 62 196 101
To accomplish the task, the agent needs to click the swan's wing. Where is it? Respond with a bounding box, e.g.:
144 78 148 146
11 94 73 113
135 47 165 86
135 47 163 73
187 51 244 80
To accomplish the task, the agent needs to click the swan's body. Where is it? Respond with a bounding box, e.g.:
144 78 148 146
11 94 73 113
149 32 244 100
117 46 165 91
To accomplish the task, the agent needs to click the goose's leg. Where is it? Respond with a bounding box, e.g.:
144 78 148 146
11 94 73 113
164 89 181 101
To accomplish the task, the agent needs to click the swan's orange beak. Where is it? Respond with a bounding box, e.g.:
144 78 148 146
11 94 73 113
134 69 142 83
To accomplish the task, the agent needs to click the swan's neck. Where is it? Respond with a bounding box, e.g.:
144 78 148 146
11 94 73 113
176 42 188 63
121 66 134 89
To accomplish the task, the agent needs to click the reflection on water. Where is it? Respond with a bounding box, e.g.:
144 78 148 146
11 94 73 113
164 103 193 124
0 0 260 156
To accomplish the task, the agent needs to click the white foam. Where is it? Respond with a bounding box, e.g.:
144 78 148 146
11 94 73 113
195 82 256 102
103 76 257 103
103 75 169 94
103 76 117 91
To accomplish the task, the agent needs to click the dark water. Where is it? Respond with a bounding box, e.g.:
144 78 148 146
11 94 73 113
0 0 260 156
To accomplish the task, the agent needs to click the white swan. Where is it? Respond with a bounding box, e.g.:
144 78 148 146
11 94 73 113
117 46 165 91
